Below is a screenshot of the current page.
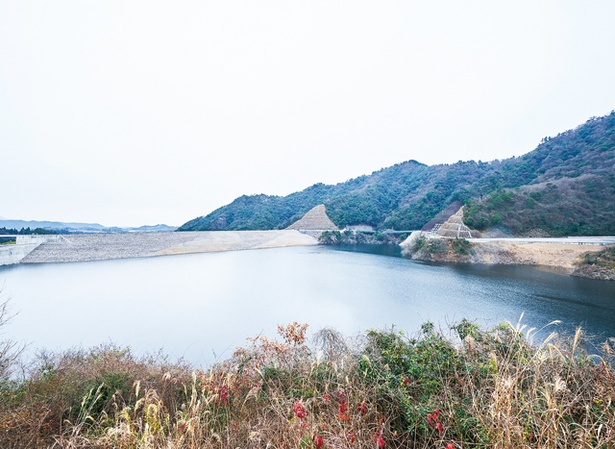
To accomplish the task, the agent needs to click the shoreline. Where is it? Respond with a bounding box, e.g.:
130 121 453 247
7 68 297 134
5 230 614 280
400 233 615 280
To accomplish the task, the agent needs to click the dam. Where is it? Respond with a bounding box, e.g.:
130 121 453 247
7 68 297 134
0 231 318 265
0 235 61 265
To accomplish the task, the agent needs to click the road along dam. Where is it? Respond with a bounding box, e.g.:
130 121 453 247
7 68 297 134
11 231 318 265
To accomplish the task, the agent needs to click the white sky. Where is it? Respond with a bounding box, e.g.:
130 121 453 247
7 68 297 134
1 1 615 227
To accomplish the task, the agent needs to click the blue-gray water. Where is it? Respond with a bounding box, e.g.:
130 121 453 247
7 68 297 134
0 245 614 368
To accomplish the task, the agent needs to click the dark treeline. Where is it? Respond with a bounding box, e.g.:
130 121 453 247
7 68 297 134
0 227 57 235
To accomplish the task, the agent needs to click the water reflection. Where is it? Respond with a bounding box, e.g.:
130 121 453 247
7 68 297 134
0 245 613 368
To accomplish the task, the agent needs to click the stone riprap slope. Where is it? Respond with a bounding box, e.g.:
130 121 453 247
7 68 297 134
433 207 477 238
20 231 318 264
286 204 339 231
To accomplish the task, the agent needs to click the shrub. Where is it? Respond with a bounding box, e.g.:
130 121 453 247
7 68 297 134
451 237 472 255
583 247 615 269
0 320 614 448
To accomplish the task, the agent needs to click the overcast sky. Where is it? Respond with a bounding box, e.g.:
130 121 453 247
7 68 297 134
1 1 615 227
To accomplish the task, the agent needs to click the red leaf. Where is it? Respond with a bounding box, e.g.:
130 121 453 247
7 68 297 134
313 435 324 449
346 432 356 443
357 401 368 416
336 390 347 404
218 385 229 404
293 401 307 419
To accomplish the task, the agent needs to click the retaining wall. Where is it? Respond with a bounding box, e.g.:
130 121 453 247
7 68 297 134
0 244 40 266
0 236 63 266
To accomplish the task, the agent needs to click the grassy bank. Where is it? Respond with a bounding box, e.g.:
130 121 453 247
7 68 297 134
573 247 615 280
1 319 614 448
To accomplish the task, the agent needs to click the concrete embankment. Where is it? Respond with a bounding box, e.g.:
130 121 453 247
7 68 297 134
0 243 40 265
19 231 318 264
0 235 62 266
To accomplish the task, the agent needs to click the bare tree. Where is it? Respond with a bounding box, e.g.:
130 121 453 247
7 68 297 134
0 298 21 379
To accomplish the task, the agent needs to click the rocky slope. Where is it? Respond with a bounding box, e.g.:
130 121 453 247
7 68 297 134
285 205 338 231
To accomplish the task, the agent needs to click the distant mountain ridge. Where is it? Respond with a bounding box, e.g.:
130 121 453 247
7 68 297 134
0 219 177 234
179 111 615 236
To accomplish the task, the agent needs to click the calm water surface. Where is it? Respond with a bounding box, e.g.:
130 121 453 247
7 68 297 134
1 245 614 367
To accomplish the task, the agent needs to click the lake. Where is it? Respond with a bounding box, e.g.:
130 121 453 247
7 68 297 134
1 244 614 368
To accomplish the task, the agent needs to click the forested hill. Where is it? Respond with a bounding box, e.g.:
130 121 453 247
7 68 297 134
178 111 615 236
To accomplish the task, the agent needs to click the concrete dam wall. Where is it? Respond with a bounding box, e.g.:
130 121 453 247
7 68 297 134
0 235 62 266
0 243 40 265
17 230 318 264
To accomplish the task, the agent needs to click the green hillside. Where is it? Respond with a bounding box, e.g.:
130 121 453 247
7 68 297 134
464 113 615 235
179 112 615 236
179 183 336 231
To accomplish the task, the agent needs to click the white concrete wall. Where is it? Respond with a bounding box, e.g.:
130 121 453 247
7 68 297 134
16 235 61 245
0 244 40 266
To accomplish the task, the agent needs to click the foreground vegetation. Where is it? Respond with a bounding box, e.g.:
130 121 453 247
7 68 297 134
1 318 614 448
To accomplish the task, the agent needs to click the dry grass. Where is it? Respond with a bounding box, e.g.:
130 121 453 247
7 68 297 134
0 318 614 448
